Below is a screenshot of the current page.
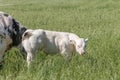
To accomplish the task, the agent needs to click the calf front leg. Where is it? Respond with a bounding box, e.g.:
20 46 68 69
60 45 72 62
58 40 72 62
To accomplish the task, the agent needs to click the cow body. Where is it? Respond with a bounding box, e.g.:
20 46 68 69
0 11 27 64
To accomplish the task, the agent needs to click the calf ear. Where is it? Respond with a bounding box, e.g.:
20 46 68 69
85 38 88 42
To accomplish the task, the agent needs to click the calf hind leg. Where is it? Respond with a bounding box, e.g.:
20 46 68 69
27 52 34 68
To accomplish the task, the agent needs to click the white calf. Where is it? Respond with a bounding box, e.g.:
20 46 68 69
22 29 88 67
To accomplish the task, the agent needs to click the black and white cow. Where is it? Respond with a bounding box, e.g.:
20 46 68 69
0 11 27 64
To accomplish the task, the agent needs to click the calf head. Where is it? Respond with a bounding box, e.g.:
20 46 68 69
70 38 88 55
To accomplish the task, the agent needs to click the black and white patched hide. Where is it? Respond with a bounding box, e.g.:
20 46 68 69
0 11 27 64
10 18 27 46
0 11 27 49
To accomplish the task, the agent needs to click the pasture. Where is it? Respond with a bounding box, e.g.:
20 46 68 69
0 0 120 80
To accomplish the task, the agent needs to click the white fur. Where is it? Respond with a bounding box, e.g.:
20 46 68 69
22 29 88 67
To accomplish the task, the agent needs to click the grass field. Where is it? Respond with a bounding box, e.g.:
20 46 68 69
0 0 120 80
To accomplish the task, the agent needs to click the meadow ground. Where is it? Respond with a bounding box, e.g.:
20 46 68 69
0 0 120 80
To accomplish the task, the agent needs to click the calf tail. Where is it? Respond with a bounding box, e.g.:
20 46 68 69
22 31 32 40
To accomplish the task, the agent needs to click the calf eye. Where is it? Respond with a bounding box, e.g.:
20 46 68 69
77 45 81 48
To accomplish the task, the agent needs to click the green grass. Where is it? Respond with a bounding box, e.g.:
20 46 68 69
0 0 120 80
